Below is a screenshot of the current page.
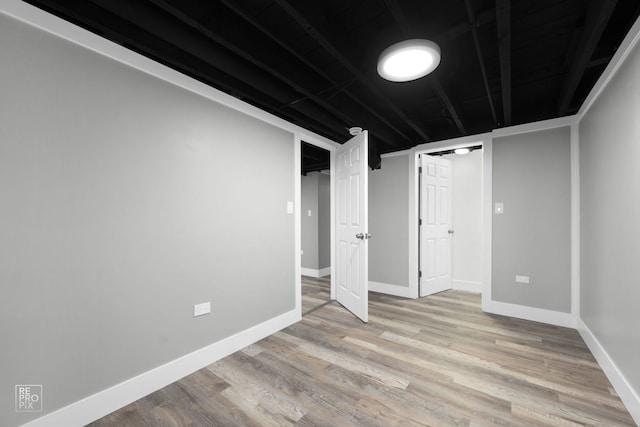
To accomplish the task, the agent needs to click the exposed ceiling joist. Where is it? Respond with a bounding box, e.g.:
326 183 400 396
216 0 410 147
383 0 467 136
495 0 512 126
557 0 618 115
23 0 639 162
145 0 365 138
465 0 499 126
82 0 351 143
431 76 467 135
272 0 432 143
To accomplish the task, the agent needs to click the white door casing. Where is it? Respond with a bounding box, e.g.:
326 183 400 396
335 130 368 322
420 154 452 296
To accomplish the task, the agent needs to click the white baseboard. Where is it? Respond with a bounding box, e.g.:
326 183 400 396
23 309 300 427
452 280 482 293
486 300 577 328
577 319 640 425
301 267 331 278
369 281 413 298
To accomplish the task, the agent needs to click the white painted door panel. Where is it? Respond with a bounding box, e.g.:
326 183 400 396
420 155 452 296
336 131 368 322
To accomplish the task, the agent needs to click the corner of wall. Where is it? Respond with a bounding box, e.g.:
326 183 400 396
485 300 576 329
577 318 640 425
22 309 300 427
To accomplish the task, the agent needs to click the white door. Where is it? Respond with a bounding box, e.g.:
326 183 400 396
335 130 368 322
420 154 452 296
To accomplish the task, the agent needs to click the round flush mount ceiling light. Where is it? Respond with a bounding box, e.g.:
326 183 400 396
377 39 441 82
454 147 470 155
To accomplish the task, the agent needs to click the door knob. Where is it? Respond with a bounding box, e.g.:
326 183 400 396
448 229 454 234
356 233 365 240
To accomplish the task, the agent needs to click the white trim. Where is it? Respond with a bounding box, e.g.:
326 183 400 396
0 0 337 149
411 135 490 306
301 267 331 278
22 309 300 427
577 16 640 119
486 301 576 329
381 149 412 159
481 138 493 312
294 132 338 300
414 133 491 154
294 135 302 318
577 319 640 425
318 267 331 277
570 124 580 317
369 281 413 298
490 116 575 138
452 280 482 293
330 150 337 301
407 151 420 299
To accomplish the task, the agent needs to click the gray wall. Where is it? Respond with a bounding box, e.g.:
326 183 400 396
443 150 483 286
301 172 330 272
0 15 295 427
369 154 410 287
318 173 331 270
580 36 640 394
301 173 319 270
492 127 571 312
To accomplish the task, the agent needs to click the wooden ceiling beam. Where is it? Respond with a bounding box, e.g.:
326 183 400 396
383 0 467 136
557 0 618 115
495 0 512 126
273 0 432 143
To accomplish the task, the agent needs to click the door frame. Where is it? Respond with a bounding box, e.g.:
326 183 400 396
409 134 492 311
295 133 340 318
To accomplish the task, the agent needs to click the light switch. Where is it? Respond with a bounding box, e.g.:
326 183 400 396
495 203 504 214
286 201 294 214
307 210 312 217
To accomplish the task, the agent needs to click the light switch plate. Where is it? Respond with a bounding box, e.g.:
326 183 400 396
515 275 530 284
286 201 294 214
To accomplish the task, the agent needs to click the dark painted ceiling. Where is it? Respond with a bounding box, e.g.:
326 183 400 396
24 0 640 173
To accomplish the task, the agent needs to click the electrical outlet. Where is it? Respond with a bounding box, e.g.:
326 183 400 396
193 302 211 317
515 275 530 284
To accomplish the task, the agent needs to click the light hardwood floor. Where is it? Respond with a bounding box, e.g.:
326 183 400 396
89 277 635 426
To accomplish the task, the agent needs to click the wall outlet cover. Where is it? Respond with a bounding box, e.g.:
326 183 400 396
515 275 530 284
193 302 211 317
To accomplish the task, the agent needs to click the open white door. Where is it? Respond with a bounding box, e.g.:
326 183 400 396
335 130 368 322
420 154 452 296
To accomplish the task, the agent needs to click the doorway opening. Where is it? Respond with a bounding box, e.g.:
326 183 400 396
301 142 332 316
418 143 484 299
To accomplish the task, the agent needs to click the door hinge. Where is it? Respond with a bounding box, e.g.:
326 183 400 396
419 218 422 226
418 166 422 174
419 270 422 278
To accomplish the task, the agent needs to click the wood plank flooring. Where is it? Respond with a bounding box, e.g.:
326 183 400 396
89 277 635 426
